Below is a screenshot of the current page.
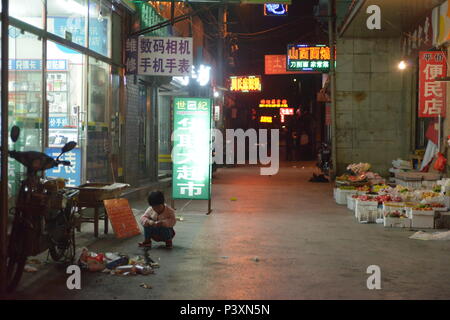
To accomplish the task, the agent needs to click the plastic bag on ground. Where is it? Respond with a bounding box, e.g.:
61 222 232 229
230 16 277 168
410 231 450 241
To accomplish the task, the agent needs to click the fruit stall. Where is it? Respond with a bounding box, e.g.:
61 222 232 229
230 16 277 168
334 162 450 230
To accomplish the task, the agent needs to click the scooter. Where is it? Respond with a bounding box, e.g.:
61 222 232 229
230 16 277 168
5 125 79 292
317 142 332 176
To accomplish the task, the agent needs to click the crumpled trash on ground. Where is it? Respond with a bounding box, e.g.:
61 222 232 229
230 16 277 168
24 265 38 273
140 283 152 289
76 247 156 276
410 230 450 241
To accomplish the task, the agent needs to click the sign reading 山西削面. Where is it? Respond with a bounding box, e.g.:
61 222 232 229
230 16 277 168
125 36 193 77
172 98 212 201
287 44 331 72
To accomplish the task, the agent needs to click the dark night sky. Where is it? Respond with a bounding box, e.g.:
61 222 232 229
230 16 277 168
223 0 326 128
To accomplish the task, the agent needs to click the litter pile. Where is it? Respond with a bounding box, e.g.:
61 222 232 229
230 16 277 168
77 248 159 276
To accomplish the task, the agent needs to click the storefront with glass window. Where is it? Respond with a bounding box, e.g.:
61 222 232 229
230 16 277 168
3 0 128 195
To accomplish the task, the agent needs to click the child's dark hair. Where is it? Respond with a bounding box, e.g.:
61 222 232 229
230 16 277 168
148 190 165 206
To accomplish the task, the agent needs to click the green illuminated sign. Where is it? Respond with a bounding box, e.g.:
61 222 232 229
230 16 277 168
287 44 332 72
172 97 212 200
136 2 171 37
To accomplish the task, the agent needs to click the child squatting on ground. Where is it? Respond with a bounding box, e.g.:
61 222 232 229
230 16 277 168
138 191 176 249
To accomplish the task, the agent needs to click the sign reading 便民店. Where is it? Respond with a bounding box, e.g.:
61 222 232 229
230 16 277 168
419 51 447 118
172 98 212 201
125 36 193 76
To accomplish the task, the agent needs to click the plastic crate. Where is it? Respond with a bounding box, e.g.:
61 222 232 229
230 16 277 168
347 194 357 211
335 189 357 205
355 200 379 223
384 216 412 228
411 210 435 229
395 178 422 189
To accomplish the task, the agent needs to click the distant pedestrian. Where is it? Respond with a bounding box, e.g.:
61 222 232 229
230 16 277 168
138 191 176 249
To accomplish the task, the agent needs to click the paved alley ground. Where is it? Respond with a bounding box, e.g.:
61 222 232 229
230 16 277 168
7 162 450 300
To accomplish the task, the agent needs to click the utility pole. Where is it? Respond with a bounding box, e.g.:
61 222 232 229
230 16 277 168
328 0 337 179
1 0 10 295
217 5 227 131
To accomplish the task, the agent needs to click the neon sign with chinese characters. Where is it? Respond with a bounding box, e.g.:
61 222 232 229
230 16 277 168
260 116 273 123
259 99 288 108
230 75 262 92
287 44 331 72
279 107 294 123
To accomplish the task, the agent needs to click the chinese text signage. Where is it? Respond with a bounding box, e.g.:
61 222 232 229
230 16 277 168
45 148 82 187
126 36 193 76
265 55 302 75
419 51 447 118
260 116 273 123
287 45 331 72
172 98 212 200
9 59 67 71
230 75 262 92
259 99 288 108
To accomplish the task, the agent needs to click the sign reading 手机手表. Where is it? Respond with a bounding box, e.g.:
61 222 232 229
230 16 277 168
419 51 447 118
172 98 212 200
125 36 193 77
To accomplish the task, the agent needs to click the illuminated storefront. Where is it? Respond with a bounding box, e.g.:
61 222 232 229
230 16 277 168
4 0 126 194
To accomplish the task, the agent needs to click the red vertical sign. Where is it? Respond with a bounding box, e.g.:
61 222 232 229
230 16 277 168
419 51 447 118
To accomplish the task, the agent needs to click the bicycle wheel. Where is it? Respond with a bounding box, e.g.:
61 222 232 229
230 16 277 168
49 204 76 262
6 218 27 293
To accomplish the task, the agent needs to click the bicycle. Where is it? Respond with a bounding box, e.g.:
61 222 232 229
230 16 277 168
5 125 79 293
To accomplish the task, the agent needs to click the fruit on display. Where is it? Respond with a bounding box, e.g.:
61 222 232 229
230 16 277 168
372 184 390 193
422 192 440 199
338 186 356 190
413 204 433 211
429 203 445 208
336 174 350 181
347 163 371 175
357 185 370 192
385 210 408 218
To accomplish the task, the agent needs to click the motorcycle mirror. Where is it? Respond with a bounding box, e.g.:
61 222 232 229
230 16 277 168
61 141 77 154
10 126 20 142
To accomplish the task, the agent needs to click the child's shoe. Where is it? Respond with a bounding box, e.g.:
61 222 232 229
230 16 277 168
138 239 152 248
165 240 173 249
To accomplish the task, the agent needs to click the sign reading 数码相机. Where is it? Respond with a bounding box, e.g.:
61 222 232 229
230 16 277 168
172 98 212 200
125 36 193 77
